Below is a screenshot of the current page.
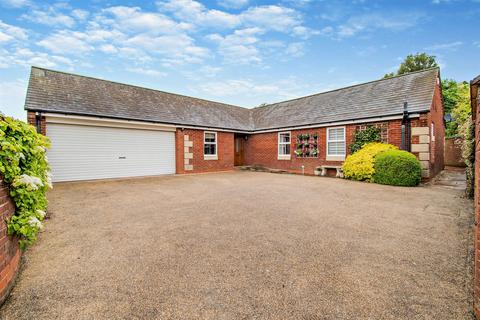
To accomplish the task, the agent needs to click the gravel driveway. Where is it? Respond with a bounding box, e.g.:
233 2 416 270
0 171 473 319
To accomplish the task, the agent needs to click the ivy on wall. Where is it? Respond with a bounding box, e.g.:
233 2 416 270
0 116 51 249
294 133 318 158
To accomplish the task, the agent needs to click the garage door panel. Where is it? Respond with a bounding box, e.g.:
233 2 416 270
47 123 176 182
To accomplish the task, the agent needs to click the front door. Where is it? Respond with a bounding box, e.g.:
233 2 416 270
234 137 245 166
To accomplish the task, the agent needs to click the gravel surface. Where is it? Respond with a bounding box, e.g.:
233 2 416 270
0 171 474 319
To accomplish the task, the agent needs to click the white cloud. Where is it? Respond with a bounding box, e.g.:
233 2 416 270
183 65 222 80
22 8 76 28
159 1 305 34
6 47 73 68
71 9 89 21
99 44 117 54
282 0 312 7
124 33 209 63
159 0 240 28
207 27 264 64
0 31 13 42
292 26 321 39
37 31 93 54
127 67 166 77
196 77 314 105
285 42 304 57
0 20 28 42
103 6 192 34
218 0 249 9
337 13 424 38
241 5 302 32
0 0 30 8
425 41 463 51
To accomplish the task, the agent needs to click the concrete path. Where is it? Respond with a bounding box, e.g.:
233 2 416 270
0 170 474 319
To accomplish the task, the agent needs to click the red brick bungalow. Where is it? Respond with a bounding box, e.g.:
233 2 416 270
25 66 444 182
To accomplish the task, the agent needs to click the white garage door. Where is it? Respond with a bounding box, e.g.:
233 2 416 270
47 123 176 182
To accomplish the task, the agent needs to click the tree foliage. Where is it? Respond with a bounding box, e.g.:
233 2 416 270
442 79 470 137
383 53 438 78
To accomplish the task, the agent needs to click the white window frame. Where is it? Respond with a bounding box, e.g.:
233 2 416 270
326 126 346 161
431 123 435 142
277 131 291 160
204 131 218 160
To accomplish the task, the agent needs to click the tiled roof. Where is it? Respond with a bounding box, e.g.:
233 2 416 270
25 67 253 131
252 68 438 130
25 67 439 131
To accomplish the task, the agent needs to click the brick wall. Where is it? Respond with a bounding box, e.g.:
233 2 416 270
429 81 446 176
175 129 234 174
27 111 46 135
472 78 480 319
444 137 465 167
244 126 355 175
0 178 21 305
243 117 435 176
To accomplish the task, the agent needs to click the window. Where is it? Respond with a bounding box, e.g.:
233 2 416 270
327 127 346 159
431 123 435 142
278 132 291 160
204 131 217 160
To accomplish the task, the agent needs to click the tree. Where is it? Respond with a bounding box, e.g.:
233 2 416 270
442 79 470 137
383 53 438 78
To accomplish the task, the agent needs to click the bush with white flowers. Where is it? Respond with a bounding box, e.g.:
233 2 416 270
0 116 51 249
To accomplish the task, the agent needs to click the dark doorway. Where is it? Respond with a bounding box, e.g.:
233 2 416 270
234 135 246 166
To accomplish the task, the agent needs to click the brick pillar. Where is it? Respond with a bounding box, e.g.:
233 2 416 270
184 134 193 171
410 126 431 179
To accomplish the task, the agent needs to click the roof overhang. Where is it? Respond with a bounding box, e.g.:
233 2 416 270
39 112 251 133
251 113 421 134
38 111 423 134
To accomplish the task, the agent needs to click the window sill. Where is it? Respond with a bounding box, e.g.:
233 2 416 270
204 155 218 160
277 155 291 160
326 155 345 162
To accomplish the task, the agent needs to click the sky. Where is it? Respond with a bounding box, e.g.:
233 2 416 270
0 0 479 120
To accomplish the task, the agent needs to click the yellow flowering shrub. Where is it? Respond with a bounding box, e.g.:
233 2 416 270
342 142 397 182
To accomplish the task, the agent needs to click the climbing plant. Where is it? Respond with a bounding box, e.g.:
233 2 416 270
0 116 51 249
349 126 382 154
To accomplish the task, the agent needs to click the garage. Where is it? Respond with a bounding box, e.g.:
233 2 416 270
46 121 176 182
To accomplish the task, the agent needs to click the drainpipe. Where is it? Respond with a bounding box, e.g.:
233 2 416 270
35 112 42 134
401 102 411 151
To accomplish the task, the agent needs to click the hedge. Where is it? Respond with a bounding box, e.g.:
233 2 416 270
373 150 422 186
342 143 397 182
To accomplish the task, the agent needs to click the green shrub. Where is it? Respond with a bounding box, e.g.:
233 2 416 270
0 116 51 249
342 143 397 182
349 126 382 154
459 118 474 198
373 150 422 186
